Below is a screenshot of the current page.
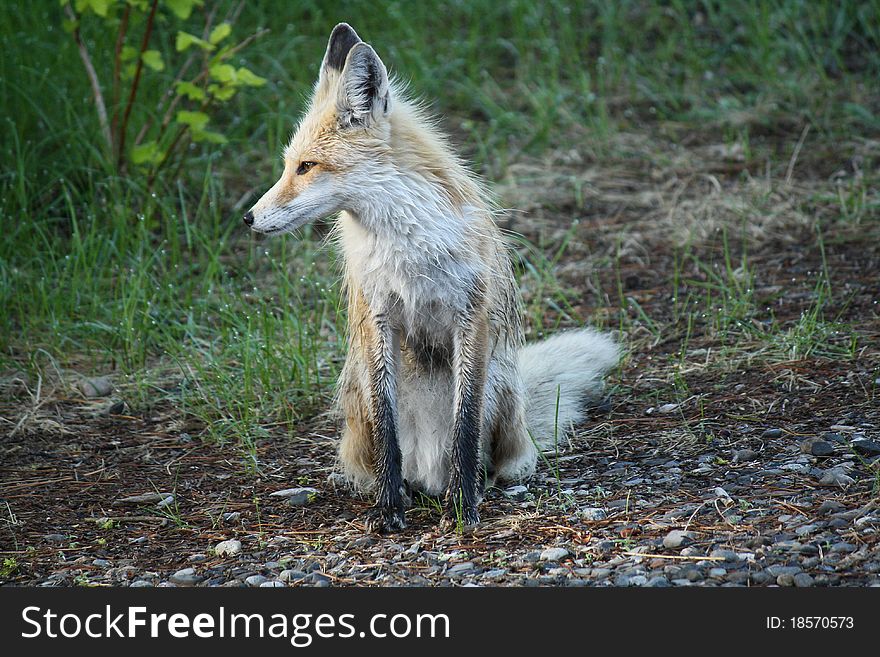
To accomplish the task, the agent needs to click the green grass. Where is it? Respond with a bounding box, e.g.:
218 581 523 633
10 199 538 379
2 1 879 457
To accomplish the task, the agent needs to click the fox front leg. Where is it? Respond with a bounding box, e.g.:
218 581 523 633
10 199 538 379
445 288 489 529
363 312 407 533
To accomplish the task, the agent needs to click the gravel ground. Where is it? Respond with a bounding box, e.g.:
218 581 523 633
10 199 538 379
2 359 878 588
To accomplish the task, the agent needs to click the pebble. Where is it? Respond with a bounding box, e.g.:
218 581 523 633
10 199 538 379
817 500 845 515
245 575 268 587
818 468 855 486
766 565 801 577
762 428 783 439
851 439 880 457
578 507 607 521
92 559 110 567
130 580 153 588
260 581 285 588
663 530 694 549
733 449 758 462
269 487 318 505
503 485 530 501
78 376 113 398
311 574 331 587
214 539 243 557
170 568 202 586
539 548 570 562
447 562 477 577
709 549 739 562
800 438 835 457
793 573 814 587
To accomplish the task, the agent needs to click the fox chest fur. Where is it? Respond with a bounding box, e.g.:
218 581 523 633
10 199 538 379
338 208 483 343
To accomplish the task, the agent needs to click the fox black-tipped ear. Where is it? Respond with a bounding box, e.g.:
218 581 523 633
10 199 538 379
321 23 362 73
337 42 391 128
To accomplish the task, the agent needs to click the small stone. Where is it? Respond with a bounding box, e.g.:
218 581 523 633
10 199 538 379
270 487 318 505
78 376 113 398
279 569 308 582
503 485 530 501
733 449 758 462
156 495 175 508
657 403 680 414
777 573 795 586
645 576 670 587
851 438 880 457
222 512 241 522
170 568 202 586
214 539 242 557
793 573 814 587
709 549 739 562
310 574 331 587
800 438 834 457
245 575 268 587
116 492 172 505
539 547 570 562
762 428 783 439
578 508 607 521
817 500 845 515
818 468 855 486
130 580 153 588
663 530 694 550
92 559 110 567
823 432 846 444
766 565 801 577
708 568 727 578
260 581 285 588
44 534 68 542
447 562 476 577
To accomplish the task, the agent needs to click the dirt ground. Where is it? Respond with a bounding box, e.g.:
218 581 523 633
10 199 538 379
2 130 879 587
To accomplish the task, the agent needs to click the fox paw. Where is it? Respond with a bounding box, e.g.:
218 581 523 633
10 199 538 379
364 505 407 534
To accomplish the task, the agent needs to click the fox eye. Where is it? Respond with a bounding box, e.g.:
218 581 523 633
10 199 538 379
296 161 318 175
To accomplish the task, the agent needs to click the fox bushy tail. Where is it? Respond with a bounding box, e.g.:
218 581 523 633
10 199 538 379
517 329 619 446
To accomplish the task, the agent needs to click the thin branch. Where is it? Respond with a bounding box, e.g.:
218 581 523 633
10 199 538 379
117 0 159 171
65 5 112 151
110 3 132 151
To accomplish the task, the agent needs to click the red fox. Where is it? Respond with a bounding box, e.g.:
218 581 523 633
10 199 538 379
244 24 619 532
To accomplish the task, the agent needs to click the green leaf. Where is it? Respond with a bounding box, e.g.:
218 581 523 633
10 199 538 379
176 31 214 52
175 81 206 101
62 18 79 33
207 83 237 101
235 67 266 87
208 22 231 45
73 0 110 15
191 128 227 144
141 50 165 72
208 63 236 83
86 0 111 16
120 45 138 62
131 141 163 165
126 0 150 10
164 0 201 20
176 110 210 132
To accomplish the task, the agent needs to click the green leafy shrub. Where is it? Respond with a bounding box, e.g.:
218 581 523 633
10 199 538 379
61 0 267 185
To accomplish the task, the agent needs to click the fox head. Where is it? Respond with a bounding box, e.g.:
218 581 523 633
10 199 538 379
244 23 393 235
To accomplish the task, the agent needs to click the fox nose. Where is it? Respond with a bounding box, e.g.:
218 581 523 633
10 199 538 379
243 210 254 227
